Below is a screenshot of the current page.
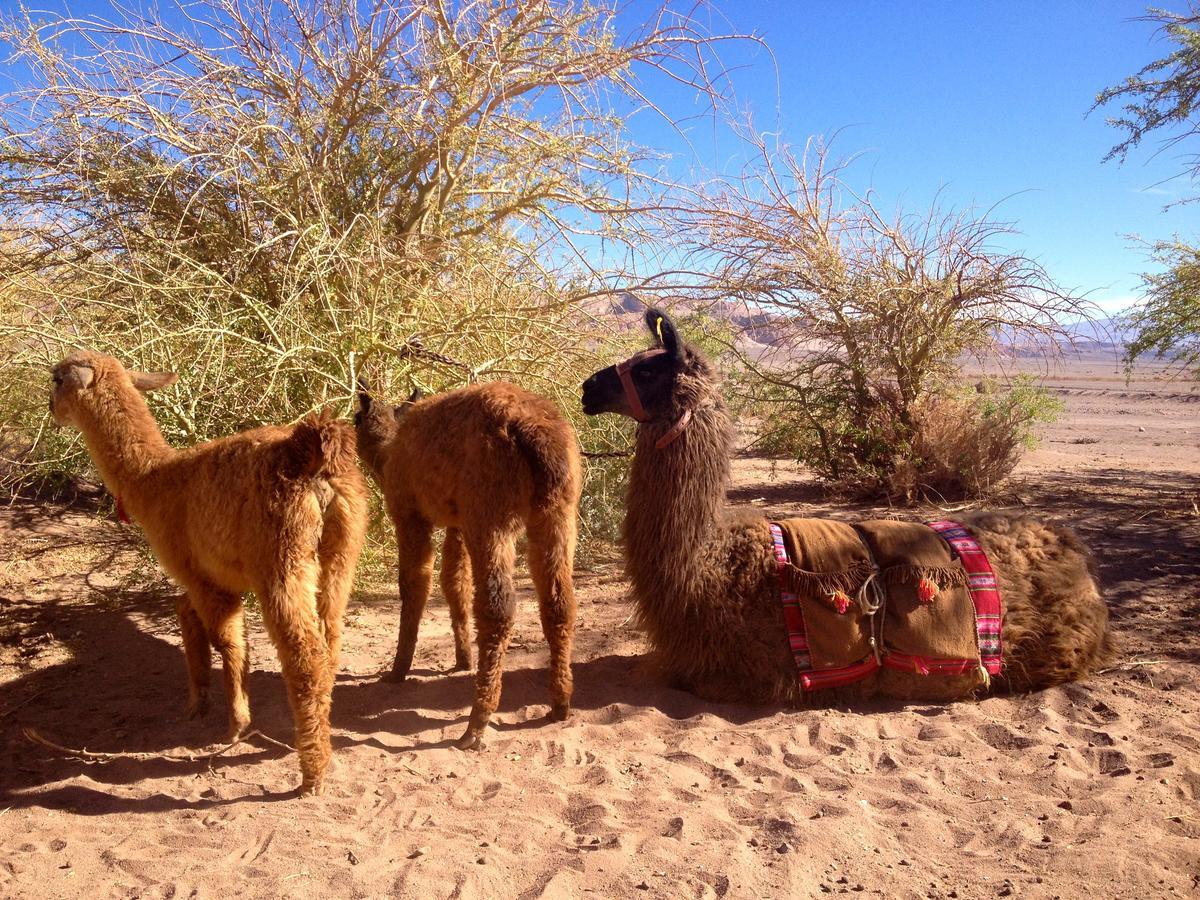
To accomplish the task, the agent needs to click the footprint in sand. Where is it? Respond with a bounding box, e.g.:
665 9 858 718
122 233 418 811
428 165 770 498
1081 746 1129 775
1066 725 1116 746
975 722 1039 751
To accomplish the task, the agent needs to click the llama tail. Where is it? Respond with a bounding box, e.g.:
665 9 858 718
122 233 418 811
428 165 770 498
509 415 580 505
281 409 360 481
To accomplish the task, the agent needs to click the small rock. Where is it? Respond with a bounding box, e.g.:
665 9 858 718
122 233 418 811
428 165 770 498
1109 766 1133 777
1041 835 1052 843
346 850 359 865
749 837 759 847
899 859 911 866
49 839 67 852
837 876 850 885
476 857 486 865
1057 800 1073 811
636 881 650 890
408 846 430 859
776 842 790 854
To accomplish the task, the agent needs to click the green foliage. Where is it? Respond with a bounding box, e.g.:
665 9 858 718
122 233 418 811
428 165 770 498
1096 7 1200 374
1095 6 1200 175
1124 239 1200 372
751 374 1062 502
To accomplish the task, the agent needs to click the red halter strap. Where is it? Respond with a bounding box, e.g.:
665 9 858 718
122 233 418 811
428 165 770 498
614 348 693 448
615 348 665 422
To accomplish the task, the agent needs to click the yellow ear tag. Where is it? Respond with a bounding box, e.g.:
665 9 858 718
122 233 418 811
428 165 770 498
655 316 664 344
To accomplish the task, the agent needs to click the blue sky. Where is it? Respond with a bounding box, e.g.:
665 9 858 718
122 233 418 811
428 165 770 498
3 0 1195 314
625 0 1200 314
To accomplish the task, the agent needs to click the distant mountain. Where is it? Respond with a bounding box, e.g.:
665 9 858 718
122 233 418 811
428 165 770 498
1056 316 1131 349
591 295 1139 360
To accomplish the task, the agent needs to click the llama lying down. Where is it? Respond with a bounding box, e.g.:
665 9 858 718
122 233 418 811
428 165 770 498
354 380 581 749
50 352 368 794
581 310 1113 704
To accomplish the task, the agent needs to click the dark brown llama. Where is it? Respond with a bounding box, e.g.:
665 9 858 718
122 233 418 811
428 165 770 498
581 309 1113 705
50 352 368 794
355 380 581 748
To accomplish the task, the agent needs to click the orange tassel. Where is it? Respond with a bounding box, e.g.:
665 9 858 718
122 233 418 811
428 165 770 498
917 578 937 604
830 589 852 614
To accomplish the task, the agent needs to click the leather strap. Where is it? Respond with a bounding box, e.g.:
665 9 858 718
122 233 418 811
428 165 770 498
614 347 696 448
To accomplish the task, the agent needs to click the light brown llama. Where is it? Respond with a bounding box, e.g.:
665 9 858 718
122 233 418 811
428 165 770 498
581 309 1114 705
355 380 581 749
50 351 368 794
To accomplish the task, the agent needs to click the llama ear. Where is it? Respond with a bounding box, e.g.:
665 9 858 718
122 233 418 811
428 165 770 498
644 308 681 359
130 370 177 392
59 363 94 391
356 377 373 413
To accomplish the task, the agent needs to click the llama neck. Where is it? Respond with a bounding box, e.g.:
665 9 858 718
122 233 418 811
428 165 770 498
624 399 734 604
77 382 173 497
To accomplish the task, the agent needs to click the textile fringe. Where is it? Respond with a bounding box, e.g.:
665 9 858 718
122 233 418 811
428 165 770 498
782 560 875 598
881 564 968 590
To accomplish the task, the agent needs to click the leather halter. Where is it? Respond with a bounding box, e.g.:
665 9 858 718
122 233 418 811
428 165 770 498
614 348 694 449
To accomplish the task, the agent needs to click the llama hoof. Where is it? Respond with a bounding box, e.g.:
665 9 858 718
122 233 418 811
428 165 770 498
455 729 485 751
451 656 472 672
185 694 210 719
298 779 325 797
226 718 251 742
382 668 409 684
548 703 571 723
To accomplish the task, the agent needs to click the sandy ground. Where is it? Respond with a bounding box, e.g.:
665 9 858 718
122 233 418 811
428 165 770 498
1 357 1198 900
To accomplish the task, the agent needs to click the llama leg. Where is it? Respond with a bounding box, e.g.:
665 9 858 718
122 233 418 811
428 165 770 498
176 595 212 719
316 491 368 672
456 528 518 750
440 527 474 671
200 596 252 741
387 513 435 682
528 507 578 722
260 566 333 795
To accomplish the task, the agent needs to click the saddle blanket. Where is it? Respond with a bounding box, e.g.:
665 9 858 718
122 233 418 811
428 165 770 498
768 518 1002 692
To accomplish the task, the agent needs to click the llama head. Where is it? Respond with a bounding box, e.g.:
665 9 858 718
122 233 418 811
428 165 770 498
581 308 717 424
353 378 421 483
49 351 177 428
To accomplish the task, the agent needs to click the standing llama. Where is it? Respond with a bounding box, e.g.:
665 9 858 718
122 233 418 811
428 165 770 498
50 352 368 794
581 310 1113 705
355 380 581 749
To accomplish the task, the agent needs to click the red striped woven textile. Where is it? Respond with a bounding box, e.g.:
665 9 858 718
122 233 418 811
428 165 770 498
924 519 1003 677
769 523 879 691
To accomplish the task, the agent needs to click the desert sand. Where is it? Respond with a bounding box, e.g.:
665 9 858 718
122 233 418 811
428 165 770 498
2 356 1197 899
